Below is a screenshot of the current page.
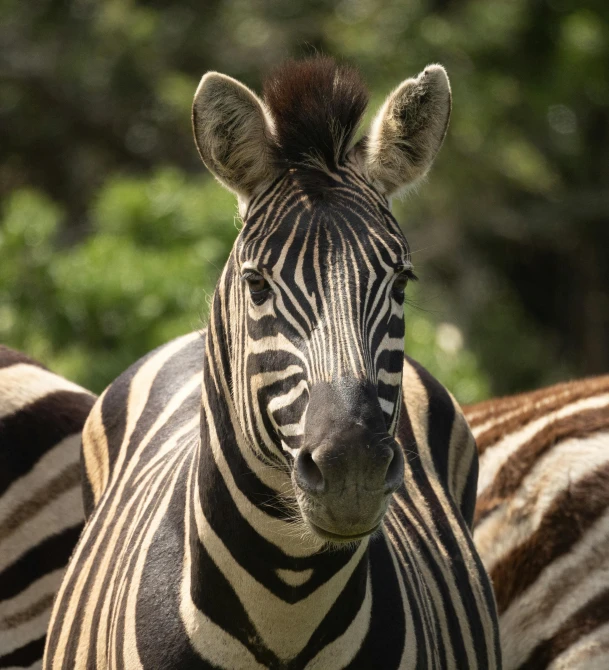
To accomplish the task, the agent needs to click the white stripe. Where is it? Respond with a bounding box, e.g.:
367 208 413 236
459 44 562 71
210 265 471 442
547 620 609 669
0 606 49 655
499 510 609 669
476 431 609 572
0 486 82 574
306 566 373 669
0 568 64 618
0 364 90 420
377 369 402 386
267 380 308 416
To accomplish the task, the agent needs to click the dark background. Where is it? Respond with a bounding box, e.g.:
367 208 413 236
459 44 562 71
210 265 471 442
1 0 608 402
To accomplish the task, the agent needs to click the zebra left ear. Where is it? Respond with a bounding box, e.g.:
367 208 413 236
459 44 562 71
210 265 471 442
362 65 451 197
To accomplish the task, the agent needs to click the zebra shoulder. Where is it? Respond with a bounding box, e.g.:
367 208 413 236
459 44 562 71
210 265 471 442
399 356 478 527
81 331 206 517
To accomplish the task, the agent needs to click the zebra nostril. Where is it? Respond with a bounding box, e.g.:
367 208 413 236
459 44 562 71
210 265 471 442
383 445 404 494
296 451 324 493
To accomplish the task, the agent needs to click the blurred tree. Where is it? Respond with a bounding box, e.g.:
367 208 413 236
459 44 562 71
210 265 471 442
1 0 607 398
0 171 236 391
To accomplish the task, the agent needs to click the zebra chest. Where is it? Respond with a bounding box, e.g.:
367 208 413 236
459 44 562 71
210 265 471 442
133 527 415 670
75 510 401 668
72 490 417 669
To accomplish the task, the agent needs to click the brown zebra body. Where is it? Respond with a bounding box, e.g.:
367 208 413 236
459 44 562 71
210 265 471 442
468 376 609 669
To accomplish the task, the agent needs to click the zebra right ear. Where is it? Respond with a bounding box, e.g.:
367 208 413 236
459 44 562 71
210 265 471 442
192 73 278 201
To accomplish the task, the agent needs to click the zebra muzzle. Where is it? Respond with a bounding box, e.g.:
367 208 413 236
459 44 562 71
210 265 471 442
293 379 404 539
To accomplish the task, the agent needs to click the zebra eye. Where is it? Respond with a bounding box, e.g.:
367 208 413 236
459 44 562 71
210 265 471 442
242 272 271 305
392 267 417 302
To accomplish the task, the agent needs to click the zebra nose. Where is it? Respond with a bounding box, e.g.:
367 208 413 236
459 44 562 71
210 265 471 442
295 434 404 496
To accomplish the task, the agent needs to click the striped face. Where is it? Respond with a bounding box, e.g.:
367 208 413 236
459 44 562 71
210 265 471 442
221 165 413 540
193 58 453 542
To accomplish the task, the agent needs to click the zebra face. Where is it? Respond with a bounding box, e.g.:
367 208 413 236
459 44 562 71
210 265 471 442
193 58 452 542
231 171 413 539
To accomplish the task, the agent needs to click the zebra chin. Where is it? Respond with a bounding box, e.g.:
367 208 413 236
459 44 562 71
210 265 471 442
298 499 392 544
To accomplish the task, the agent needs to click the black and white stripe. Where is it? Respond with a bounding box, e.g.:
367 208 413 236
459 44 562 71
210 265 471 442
44 334 500 668
0 347 95 669
468 376 609 669
44 58 500 669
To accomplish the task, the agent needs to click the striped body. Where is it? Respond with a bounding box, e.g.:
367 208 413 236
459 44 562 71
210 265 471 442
0 347 95 669
45 332 500 669
468 376 609 669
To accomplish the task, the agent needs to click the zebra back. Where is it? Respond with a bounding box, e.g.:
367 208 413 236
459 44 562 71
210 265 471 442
0 346 95 669
468 376 609 669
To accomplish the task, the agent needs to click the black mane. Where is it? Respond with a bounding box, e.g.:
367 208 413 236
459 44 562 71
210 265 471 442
263 57 369 177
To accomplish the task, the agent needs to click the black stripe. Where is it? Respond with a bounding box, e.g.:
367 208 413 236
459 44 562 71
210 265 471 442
398 400 487 667
519 588 609 669
0 346 47 371
408 357 455 491
461 454 479 530
0 524 82 602
295 550 369 667
385 517 433 666
345 537 406 668
0 634 45 668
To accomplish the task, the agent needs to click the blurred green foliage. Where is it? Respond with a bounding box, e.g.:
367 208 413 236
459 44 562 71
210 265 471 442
0 172 236 391
1 0 608 401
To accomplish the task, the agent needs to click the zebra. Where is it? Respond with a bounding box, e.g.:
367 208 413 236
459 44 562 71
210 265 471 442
467 375 609 669
0 346 95 669
43 56 501 669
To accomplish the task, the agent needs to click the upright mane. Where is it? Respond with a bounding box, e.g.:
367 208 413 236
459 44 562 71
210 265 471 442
263 57 369 176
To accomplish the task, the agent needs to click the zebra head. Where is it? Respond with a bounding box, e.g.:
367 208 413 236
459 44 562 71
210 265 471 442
193 58 451 543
